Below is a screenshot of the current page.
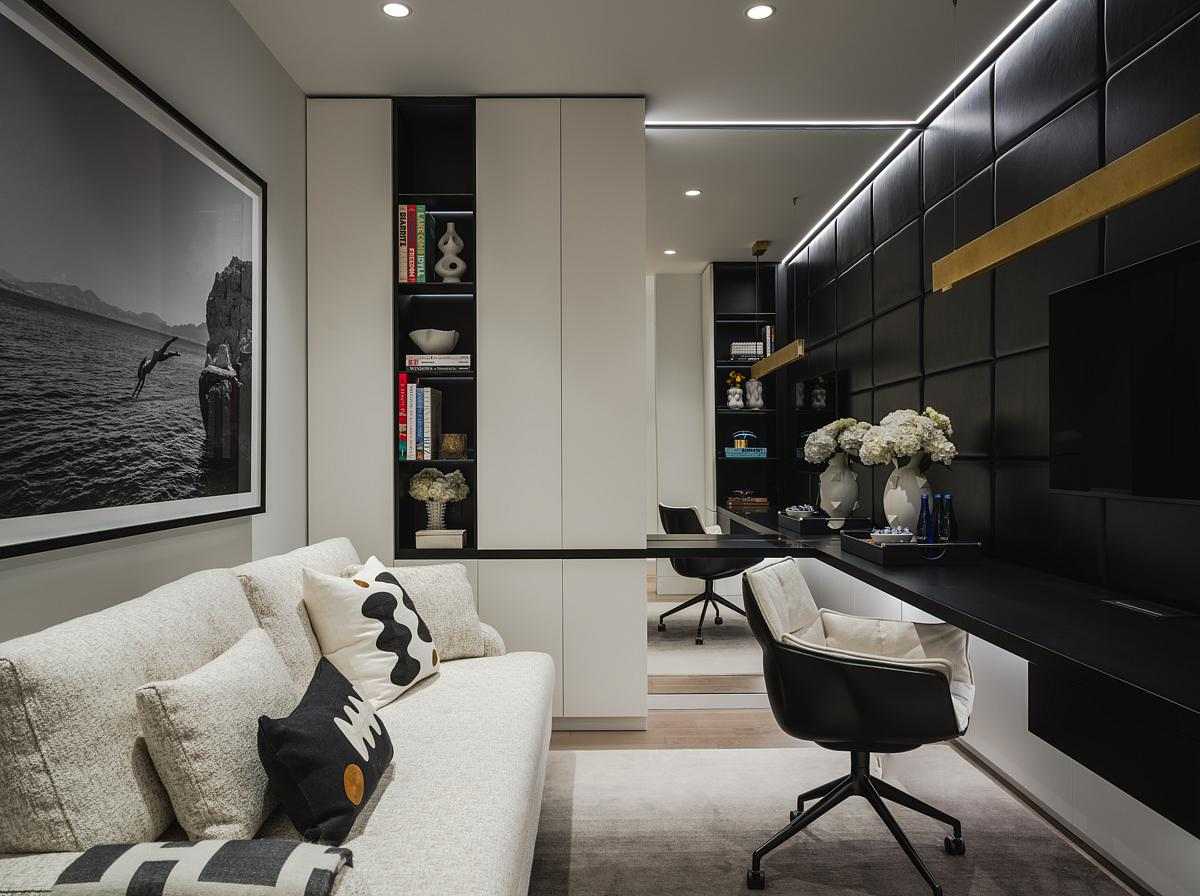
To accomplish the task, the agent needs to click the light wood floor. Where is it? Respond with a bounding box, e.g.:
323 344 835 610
648 673 765 694
551 709 797 751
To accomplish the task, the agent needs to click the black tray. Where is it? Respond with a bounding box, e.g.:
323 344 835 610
839 532 982 566
778 514 872 536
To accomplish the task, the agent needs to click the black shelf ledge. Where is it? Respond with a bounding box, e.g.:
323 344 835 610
717 456 778 461
396 282 475 295
397 458 475 466
717 408 775 414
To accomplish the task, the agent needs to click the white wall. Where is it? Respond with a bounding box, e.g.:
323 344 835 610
0 0 307 640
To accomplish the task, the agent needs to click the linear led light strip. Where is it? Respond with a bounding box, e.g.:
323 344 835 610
778 0 1051 265
645 120 918 129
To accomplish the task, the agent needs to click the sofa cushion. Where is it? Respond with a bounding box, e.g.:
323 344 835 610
136 629 299 841
234 539 362 689
0 569 257 853
258 653 555 896
347 558 484 661
301 569 439 710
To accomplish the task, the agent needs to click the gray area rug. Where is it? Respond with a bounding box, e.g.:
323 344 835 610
647 600 760 675
530 745 1126 895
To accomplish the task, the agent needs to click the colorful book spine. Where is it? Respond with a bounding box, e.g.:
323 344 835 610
416 205 427 283
406 354 472 368
397 372 408 459
422 388 432 459
406 380 416 460
414 388 425 459
406 204 417 283
397 206 408 284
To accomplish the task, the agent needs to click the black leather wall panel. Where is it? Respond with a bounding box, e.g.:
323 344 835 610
995 92 1101 223
1105 11 1200 270
923 168 995 293
847 389 872 422
873 220 922 314
995 350 1050 457
809 222 837 293
805 340 836 380
923 363 993 456
837 187 872 272
1105 498 1200 612
872 301 921 386
873 378 920 421
927 459 992 544
994 462 1105 582
872 137 921 244
1105 0 1200 69
837 255 873 331
923 67 995 205
923 281 992 374
808 282 836 343
994 0 1101 152
995 224 1101 356
837 322 873 394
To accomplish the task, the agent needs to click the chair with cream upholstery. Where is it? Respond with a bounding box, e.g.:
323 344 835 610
742 558 974 896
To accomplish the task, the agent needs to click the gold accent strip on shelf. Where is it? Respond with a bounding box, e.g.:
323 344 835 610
932 112 1200 293
751 339 806 379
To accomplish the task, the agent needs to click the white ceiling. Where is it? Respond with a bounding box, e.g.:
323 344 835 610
231 0 1031 271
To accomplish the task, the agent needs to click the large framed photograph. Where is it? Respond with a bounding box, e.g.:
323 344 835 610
0 0 266 558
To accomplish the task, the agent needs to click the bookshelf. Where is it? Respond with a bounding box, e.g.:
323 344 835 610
393 98 477 556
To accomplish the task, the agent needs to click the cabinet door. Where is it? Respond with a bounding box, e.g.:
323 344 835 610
560 98 648 548
563 559 647 718
306 99 394 559
477 559 563 715
476 99 562 548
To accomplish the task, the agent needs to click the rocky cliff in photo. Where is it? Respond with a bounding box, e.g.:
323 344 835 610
199 257 253 489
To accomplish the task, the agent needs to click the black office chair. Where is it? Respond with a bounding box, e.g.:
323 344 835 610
656 504 759 645
742 558 973 896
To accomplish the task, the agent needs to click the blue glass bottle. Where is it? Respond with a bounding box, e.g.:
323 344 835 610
942 492 958 542
916 493 933 544
931 493 943 542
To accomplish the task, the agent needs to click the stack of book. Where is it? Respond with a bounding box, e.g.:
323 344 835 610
396 373 443 459
730 341 764 361
405 354 472 374
726 494 770 511
397 204 430 283
762 325 775 355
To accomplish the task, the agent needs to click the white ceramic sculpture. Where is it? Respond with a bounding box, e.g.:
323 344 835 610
726 385 745 409
882 453 930 530
818 452 859 530
434 222 467 283
744 378 764 409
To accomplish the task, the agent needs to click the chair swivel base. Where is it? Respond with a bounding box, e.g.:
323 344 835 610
657 584 746 644
747 751 964 895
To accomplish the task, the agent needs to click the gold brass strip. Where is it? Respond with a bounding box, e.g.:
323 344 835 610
932 112 1200 292
751 339 806 379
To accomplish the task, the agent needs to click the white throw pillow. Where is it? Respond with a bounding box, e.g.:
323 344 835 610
344 557 485 661
302 567 439 709
135 628 299 840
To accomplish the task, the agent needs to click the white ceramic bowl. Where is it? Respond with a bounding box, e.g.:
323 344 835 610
409 328 459 354
870 531 914 545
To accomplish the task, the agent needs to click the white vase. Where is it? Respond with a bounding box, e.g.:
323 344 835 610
744 378 764 409
434 222 467 283
726 386 744 409
882 453 930 530
818 452 859 529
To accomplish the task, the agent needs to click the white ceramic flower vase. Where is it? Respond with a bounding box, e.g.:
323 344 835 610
744 378 764 409
726 386 744 409
819 452 859 529
882 453 929 530
434 222 467 283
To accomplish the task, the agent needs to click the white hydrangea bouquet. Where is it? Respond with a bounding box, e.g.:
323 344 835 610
859 407 957 529
802 418 870 526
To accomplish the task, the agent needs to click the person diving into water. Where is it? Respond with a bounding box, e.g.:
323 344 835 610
132 336 181 399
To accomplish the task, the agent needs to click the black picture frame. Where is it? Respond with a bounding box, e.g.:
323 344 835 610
0 0 268 559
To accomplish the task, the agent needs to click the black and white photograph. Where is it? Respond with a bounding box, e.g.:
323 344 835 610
0 0 264 556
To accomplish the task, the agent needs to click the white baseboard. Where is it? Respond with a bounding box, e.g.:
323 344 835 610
646 692 769 710
552 716 648 731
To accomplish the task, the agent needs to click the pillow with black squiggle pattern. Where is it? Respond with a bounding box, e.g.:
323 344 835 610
301 566 439 710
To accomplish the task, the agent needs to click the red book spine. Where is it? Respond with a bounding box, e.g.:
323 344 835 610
406 204 417 282
397 372 408 458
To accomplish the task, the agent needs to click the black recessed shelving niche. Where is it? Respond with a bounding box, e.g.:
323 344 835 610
393 97 477 557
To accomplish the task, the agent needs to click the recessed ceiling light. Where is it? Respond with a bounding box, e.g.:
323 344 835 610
382 3 411 18
684 189 702 197
663 249 678 255
746 5 774 20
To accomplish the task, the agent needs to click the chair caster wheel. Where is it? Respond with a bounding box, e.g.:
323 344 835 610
746 869 766 890
932 887 943 896
695 637 704 645
715 616 724 625
657 623 666 632
944 836 966 856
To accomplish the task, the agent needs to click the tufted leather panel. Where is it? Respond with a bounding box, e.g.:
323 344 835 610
872 300 921 386
923 362 993 456
923 67 994 206
837 187 872 272
837 254 873 331
872 137 921 244
808 221 837 294
994 0 1100 152
994 349 1049 457
836 322 873 394
924 281 992 374
873 220 922 314
1105 0 1200 69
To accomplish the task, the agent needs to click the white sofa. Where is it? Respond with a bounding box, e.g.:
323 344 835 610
0 538 555 896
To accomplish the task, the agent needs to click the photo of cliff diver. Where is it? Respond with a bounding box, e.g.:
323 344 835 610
0 1 263 546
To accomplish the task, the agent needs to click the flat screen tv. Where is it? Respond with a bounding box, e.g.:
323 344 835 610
1050 241 1200 501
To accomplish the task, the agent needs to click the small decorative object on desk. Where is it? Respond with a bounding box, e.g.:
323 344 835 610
785 504 816 519
870 526 913 544
859 407 957 531
408 467 469 533
434 221 467 283
439 432 468 459
841 529 981 566
408 328 459 354
803 418 870 529
744 378 764 409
